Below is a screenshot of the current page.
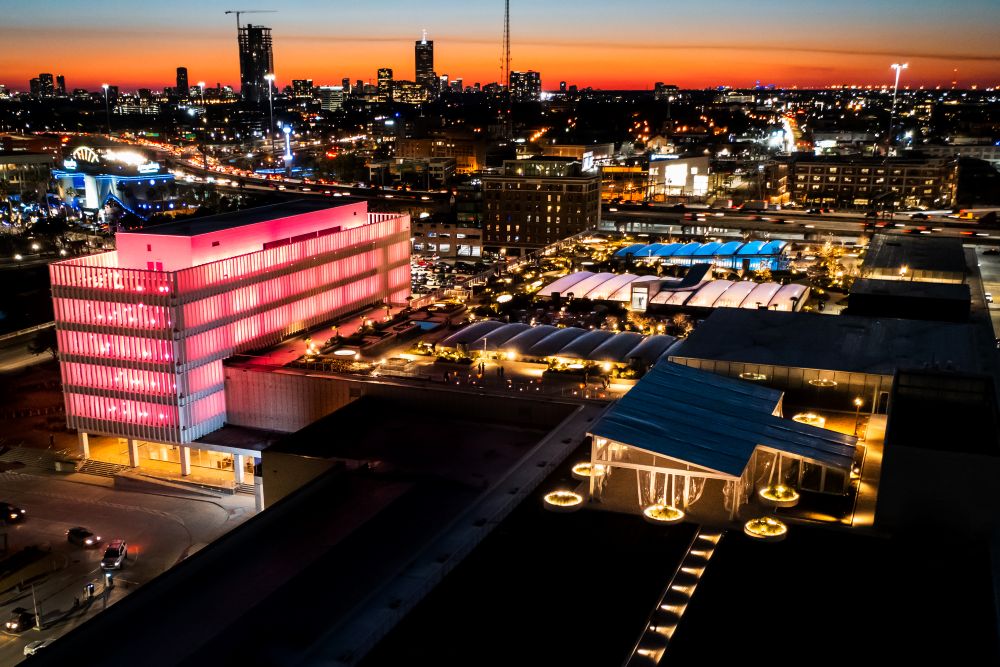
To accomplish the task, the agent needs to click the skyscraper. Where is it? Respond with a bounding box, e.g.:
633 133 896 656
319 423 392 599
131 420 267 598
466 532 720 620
415 33 435 91
238 24 274 106
377 67 393 103
509 71 541 101
176 67 189 98
38 73 54 98
56 75 66 96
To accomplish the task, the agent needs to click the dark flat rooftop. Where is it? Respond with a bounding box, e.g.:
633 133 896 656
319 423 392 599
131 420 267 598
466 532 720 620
128 199 345 237
863 233 967 274
850 277 971 302
670 308 981 376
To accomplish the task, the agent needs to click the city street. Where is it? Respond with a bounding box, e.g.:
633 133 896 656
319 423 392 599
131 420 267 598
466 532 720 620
0 472 252 663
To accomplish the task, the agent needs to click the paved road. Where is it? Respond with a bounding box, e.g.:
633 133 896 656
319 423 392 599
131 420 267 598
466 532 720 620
0 339 50 373
0 472 252 663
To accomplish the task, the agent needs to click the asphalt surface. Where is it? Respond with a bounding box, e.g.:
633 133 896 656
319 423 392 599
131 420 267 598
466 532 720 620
0 472 252 664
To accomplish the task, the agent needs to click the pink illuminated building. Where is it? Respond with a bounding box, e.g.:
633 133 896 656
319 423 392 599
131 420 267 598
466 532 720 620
50 201 410 447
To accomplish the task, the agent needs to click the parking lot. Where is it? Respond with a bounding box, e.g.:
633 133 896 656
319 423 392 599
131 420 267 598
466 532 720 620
0 472 252 663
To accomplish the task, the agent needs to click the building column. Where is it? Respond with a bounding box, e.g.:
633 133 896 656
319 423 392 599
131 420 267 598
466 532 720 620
179 446 191 476
233 454 244 485
78 432 90 459
253 457 264 513
127 439 140 467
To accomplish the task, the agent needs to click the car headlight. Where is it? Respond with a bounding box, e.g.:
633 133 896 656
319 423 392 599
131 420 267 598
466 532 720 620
9 514 16 519
85 539 93 545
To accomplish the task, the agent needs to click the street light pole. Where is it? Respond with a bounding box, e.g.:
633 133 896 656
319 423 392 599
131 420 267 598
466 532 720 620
264 73 276 154
853 397 863 436
101 83 111 135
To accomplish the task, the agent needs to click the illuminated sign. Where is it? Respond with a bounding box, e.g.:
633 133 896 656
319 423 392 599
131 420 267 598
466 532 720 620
63 158 78 170
137 162 161 174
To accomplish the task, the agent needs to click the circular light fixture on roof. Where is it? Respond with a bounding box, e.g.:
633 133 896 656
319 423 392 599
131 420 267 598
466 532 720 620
571 462 606 480
333 348 357 357
643 504 685 525
496 294 513 303
567 363 585 370
744 517 788 542
792 413 826 428
543 490 584 513
808 378 838 388
759 484 801 508
739 372 768 381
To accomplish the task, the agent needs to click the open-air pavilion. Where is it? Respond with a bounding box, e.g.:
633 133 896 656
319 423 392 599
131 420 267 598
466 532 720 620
586 362 858 526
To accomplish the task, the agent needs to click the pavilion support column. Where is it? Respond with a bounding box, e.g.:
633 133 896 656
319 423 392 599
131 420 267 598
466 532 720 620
127 439 140 467
233 454 244 485
179 446 191 476
78 432 90 459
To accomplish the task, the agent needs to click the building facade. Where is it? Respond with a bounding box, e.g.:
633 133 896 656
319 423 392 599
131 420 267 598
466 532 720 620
415 37 435 91
50 201 410 447
396 133 487 174
786 155 957 209
377 68 393 103
482 157 601 251
176 67 189 99
411 218 482 260
509 71 541 101
238 24 274 106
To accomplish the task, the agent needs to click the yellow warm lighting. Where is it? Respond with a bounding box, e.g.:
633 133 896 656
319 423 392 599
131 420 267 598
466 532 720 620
759 484 801 508
792 412 826 428
744 517 788 542
808 378 838 388
643 504 685 524
571 462 606 480
543 490 584 512
496 294 513 303
739 372 767 381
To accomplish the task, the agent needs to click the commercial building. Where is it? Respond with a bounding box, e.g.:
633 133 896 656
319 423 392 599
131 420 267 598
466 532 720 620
50 201 410 466
510 70 541 101
377 67 393 103
482 157 601 252
396 132 487 174
318 86 344 111
848 279 971 322
0 152 54 192
785 154 957 209
238 24 274 106
415 35 435 91
920 144 1000 168
368 156 455 187
668 308 981 411
176 67 188 99
647 155 712 199
860 234 967 284
410 218 482 260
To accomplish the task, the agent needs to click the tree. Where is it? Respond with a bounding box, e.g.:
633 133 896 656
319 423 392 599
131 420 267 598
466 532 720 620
27 328 58 360
754 264 773 283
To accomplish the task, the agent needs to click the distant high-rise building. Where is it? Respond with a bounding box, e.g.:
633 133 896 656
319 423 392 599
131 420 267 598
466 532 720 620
654 82 678 101
559 81 567 93
35 73 55 98
377 67 393 102
176 67 189 98
29 78 40 97
56 75 66 96
319 86 344 111
509 70 541 101
238 24 275 106
292 79 313 98
415 34 435 91
341 77 351 94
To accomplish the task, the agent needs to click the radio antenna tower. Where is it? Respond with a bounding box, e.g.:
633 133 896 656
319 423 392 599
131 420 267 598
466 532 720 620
502 0 511 89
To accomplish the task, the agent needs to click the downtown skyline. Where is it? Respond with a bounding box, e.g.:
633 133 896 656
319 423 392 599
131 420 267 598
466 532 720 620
2 0 999 92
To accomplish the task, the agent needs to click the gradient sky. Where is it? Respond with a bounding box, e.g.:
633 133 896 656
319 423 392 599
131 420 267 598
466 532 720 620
1 0 998 92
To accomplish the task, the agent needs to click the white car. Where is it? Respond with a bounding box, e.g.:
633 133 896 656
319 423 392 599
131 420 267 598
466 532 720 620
24 638 54 656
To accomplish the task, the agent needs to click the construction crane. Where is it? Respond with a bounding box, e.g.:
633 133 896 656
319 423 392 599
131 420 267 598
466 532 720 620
225 9 276 30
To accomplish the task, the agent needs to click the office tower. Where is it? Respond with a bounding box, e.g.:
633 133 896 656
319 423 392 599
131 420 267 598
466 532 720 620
559 81 566 92
29 78 40 97
56 75 66 96
292 79 313 97
37 73 54 97
377 67 393 103
509 71 541 101
319 86 344 111
176 67 189 98
482 157 601 250
342 77 351 94
654 82 678 101
238 24 275 106
50 201 411 447
415 33 435 90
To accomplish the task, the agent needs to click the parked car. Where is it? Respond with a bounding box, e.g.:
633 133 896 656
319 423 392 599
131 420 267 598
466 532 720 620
24 639 55 656
983 248 1000 256
0 502 26 524
4 608 33 633
910 212 929 220
67 527 101 548
986 293 994 304
100 539 128 570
